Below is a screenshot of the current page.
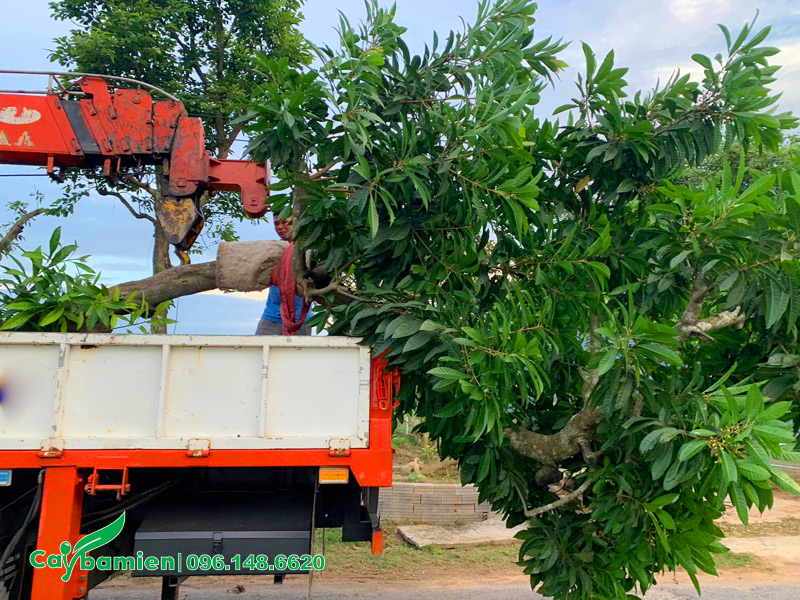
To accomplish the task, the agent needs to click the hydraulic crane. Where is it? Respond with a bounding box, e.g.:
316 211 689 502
0 70 270 263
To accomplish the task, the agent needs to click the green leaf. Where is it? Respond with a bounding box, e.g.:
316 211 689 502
736 174 775 205
765 278 789 329
678 439 708 462
669 250 691 270
646 494 679 509
729 484 749 526
753 425 796 443
691 429 718 437
719 271 739 292
48 227 61 256
368 193 379 238
770 467 800 495
745 439 772 469
3 301 39 311
403 331 434 353
637 343 683 366
651 444 673 480
640 427 679 453
691 53 713 71
1 312 36 330
435 399 466 418
656 509 676 530
758 401 792 422
721 451 739 485
428 367 468 380
587 261 611 279
596 350 617 376
38 306 64 327
584 222 611 257
736 461 771 481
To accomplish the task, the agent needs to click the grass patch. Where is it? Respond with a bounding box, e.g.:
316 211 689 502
314 524 520 579
715 552 756 569
719 517 800 538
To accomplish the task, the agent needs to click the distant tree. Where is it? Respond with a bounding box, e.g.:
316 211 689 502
679 135 800 188
47 0 309 331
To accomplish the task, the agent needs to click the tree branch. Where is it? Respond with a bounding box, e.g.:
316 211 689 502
121 174 158 198
675 276 746 342
0 208 46 255
519 477 592 519
98 189 156 223
218 124 244 160
309 163 337 180
112 261 218 308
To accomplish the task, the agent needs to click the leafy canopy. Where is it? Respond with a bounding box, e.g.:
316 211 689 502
244 2 800 598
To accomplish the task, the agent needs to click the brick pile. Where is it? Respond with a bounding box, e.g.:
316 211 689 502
378 482 494 524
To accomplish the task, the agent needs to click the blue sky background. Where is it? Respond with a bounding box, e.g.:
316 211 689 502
1 0 799 334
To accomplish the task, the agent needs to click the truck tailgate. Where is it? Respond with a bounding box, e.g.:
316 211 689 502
0 333 371 452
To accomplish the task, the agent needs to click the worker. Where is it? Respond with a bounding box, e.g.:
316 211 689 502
255 211 312 336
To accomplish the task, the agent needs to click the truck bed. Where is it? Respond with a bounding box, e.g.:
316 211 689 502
0 333 371 452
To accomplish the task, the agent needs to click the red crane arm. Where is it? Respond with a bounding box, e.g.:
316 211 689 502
0 73 270 261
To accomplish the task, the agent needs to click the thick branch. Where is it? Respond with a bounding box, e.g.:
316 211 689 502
217 124 244 160
678 306 747 342
113 261 218 307
676 276 746 342
0 208 46 254
504 408 603 468
109 241 289 308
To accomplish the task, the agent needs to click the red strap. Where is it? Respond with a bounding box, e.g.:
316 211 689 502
271 243 311 335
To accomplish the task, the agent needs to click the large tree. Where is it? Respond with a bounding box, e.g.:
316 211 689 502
47 0 309 286
4 1 800 598
240 2 800 598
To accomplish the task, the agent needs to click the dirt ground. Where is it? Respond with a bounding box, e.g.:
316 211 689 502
93 490 800 598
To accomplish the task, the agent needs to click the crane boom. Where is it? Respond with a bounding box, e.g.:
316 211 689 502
0 72 270 262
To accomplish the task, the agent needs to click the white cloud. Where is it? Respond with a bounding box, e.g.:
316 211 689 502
670 0 733 23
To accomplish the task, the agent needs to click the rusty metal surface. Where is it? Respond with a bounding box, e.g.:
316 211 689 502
158 196 205 250
0 73 270 254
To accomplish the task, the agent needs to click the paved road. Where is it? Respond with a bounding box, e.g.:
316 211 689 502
91 577 800 600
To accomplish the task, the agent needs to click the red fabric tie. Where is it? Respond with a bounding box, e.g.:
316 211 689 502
271 243 311 335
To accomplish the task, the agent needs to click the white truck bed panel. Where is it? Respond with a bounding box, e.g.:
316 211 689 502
0 333 371 451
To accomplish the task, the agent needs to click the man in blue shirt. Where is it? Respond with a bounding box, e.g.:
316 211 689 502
254 212 312 336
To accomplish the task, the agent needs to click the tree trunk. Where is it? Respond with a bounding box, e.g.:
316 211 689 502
150 216 172 333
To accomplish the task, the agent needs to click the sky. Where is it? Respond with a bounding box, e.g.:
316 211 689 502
1 0 800 334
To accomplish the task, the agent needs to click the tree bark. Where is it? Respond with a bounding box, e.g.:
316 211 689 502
110 241 288 309
150 218 171 333
113 261 218 308
504 408 603 468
